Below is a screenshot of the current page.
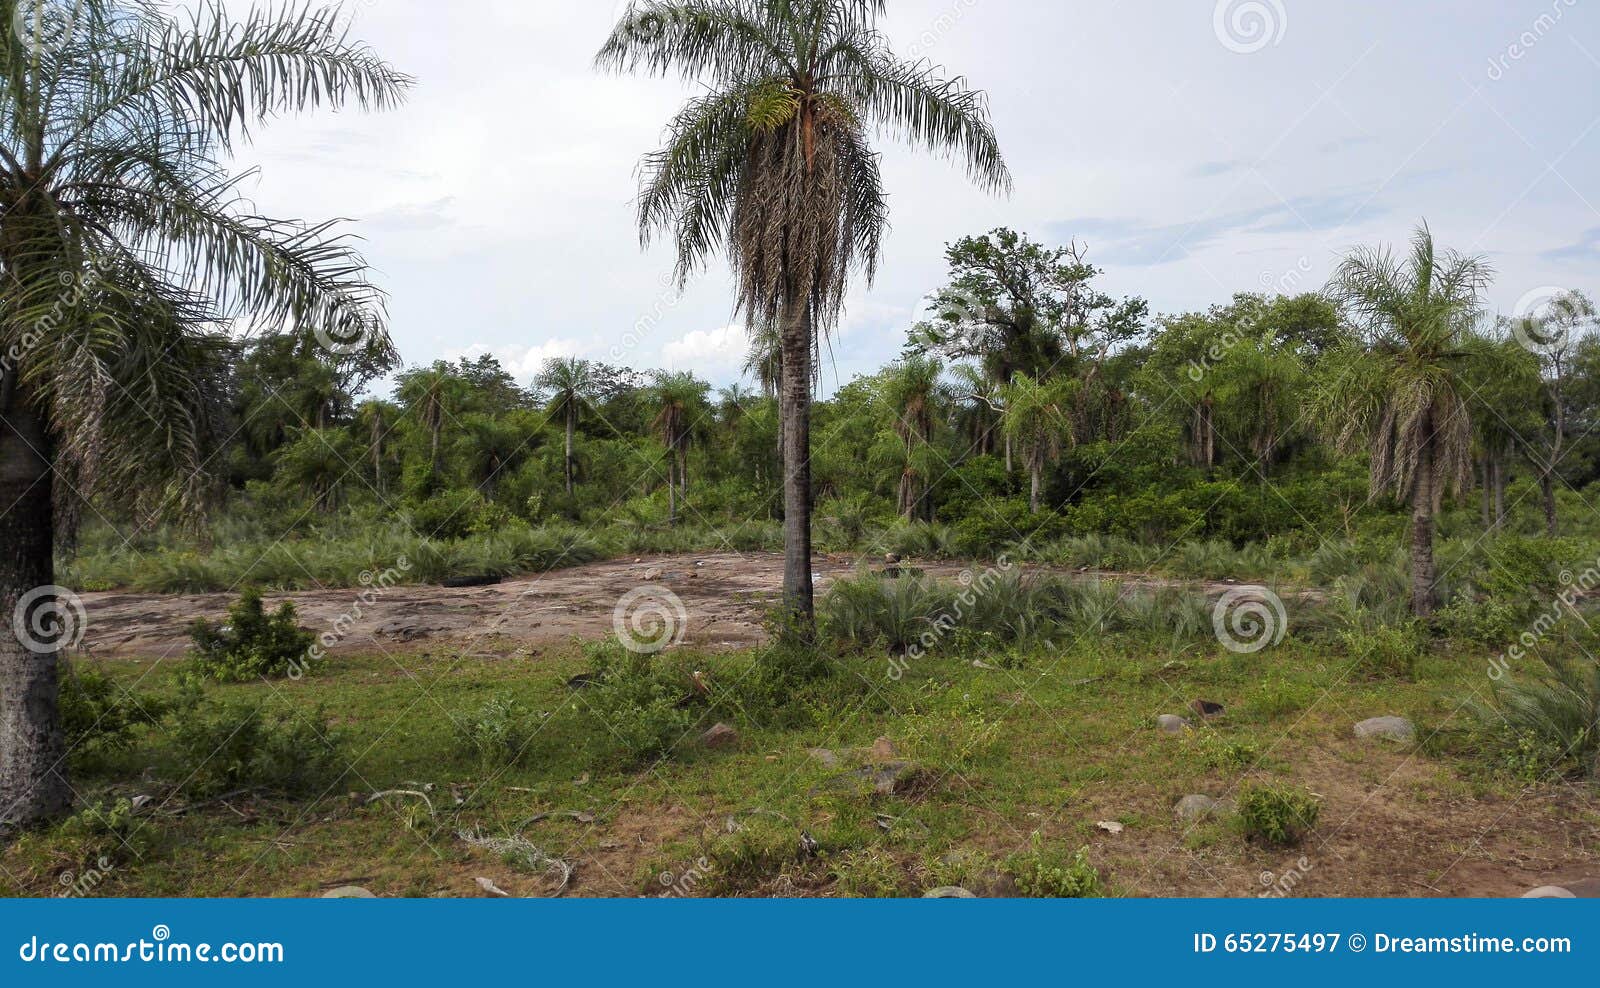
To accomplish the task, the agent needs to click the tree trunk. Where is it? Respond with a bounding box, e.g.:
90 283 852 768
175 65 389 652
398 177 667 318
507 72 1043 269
1410 435 1438 619
1541 469 1559 537
1029 458 1043 515
1479 457 1491 528
1492 450 1507 530
0 393 70 828
564 408 575 497
779 305 815 637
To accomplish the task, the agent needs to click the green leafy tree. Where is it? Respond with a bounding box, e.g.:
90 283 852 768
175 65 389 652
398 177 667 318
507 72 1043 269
1001 373 1076 514
0 0 407 825
535 357 600 495
598 0 1009 634
649 371 710 523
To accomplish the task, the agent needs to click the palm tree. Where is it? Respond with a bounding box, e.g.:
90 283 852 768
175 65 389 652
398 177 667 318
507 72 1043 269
535 357 599 496
454 413 532 498
650 371 710 523
880 355 944 520
599 0 1009 634
397 365 462 477
0 0 406 826
354 400 402 495
1001 373 1075 514
743 321 782 398
1321 224 1493 618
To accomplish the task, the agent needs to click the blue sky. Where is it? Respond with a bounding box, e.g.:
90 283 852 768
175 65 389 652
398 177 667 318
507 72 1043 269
226 0 1600 392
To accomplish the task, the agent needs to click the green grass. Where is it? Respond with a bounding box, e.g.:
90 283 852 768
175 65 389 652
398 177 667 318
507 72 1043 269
4 623 1579 900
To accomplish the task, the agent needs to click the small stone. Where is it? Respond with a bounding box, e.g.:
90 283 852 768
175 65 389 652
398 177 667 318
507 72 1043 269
923 886 977 899
642 568 664 581
1175 795 1226 823
1096 821 1125 835
807 748 841 768
1190 699 1226 719
700 723 739 749
1157 715 1193 734
1523 886 1577 899
1354 717 1416 743
868 737 900 763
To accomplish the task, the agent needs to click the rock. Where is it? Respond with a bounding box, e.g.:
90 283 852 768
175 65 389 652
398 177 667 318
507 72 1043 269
1175 795 1227 823
817 761 928 797
806 748 841 769
885 553 902 565
642 568 664 581
1523 886 1577 899
923 886 977 899
868 737 900 763
1190 699 1226 719
1096 821 1125 835
1523 878 1600 898
1354 717 1416 743
321 886 377 899
700 723 739 750
1157 715 1193 734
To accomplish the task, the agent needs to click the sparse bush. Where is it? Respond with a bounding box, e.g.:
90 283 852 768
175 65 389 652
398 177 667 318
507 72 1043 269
167 689 347 797
58 797 153 865
580 641 695 764
1340 624 1422 679
1185 731 1262 772
59 665 168 764
828 848 906 898
821 573 955 654
1474 654 1600 779
453 694 536 769
704 816 805 893
188 590 316 682
1236 783 1321 847
1003 835 1104 898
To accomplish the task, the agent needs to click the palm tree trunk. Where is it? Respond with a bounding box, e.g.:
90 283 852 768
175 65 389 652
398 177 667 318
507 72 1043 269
1029 458 1043 515
0 394 71 827
1410 436 1438 619
564 407 576 497
779 305 816 637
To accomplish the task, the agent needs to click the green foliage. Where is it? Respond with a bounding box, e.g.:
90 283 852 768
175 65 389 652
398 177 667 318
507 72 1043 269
703 817 805 893
1184 731 1262 772
580 641 695 764
167 689 347 797
1236 784 1321 847
829 849 907 898
1003 836 1104 898
1340 625 1423 680
58 798 154 865
1475 654 1600 779
453 694 537 769
59 665 168 764
188 590 316 683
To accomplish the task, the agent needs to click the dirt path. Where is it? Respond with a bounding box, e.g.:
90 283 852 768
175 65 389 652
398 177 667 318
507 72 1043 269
76 553 1290 660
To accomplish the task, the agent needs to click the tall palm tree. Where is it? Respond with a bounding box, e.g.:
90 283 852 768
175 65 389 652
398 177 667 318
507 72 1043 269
599 0 1009 634
535 357 599 496
1001 373 1075 514
354 399 402 495
880 355 944 520
650 371 710 523
0 0 407 826
1320 224 1493 618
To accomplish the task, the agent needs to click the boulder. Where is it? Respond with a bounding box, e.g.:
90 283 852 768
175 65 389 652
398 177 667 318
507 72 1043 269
700 723 739 750
1354 717 1416 743
1157 715 1193 734
923 887 977 899
1175 795 1228 824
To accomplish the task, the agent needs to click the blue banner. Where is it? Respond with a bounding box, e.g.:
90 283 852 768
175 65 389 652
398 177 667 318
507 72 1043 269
1 899 1592 985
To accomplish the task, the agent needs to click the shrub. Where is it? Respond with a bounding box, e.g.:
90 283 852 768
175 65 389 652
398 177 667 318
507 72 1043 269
1185 731 1262 772
1236 783 1321 847
188 590 316 682
704 816 805 893
820 573 954 655
59 664 168 763
167 689 347 796
1003 836 1104 898
828 849 907 898
453 694 537 769
1474 654 1600 779
1340 625 1422 679
580 641 695 764
57 797 153 865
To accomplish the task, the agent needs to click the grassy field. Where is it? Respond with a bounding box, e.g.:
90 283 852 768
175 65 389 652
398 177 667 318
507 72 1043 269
5 606 1596 899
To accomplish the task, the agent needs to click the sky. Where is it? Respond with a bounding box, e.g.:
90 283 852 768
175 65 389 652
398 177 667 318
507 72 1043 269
222 0 1600 394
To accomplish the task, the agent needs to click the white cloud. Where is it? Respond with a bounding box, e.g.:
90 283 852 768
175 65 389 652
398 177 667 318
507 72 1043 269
662 324 751 379
448 340 586 382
